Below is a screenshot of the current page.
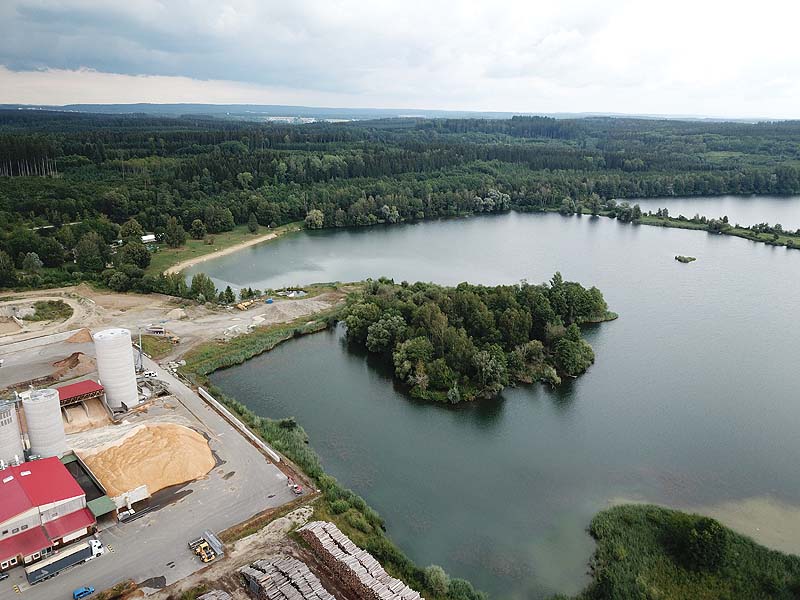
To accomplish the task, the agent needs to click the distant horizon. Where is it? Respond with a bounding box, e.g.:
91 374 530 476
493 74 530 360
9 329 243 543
0 101 784 123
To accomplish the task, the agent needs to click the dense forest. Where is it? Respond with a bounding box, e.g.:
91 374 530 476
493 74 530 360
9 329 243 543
1 110 800 292
343 276 610 402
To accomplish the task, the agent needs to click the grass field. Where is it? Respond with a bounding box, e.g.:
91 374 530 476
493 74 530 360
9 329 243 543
23 299 73 321
140 334 174 359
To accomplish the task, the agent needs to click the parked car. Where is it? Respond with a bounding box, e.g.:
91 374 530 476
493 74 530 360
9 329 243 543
143 371 158 378
73 587 95 599
0 571 8 581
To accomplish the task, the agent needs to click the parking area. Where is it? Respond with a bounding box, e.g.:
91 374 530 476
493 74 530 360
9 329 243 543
0 351 299 599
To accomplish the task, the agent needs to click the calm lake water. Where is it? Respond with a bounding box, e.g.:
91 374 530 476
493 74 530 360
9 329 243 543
207 211 800 599
633 194 800 230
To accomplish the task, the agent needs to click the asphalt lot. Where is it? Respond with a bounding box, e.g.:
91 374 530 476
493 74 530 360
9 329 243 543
2 355 297 599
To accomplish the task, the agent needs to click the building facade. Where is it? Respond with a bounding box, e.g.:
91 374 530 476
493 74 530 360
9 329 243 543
0 457 96 571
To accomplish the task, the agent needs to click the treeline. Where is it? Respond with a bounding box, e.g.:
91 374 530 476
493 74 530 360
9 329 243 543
343 275 610 402
2 110 800 290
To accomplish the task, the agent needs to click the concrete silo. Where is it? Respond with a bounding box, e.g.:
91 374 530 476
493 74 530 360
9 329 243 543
0 400 24 465
23 389 67 458
93 328 138 410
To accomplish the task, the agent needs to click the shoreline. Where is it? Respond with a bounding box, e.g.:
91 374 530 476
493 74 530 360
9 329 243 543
164 225 301 275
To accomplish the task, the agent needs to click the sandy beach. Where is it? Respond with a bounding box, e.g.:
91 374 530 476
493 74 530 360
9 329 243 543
164 231 280 274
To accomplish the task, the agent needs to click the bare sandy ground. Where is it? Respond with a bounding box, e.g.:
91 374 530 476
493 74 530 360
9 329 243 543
610 495 800 556
0 284 344 364
78 423 215 497
164 231 278 274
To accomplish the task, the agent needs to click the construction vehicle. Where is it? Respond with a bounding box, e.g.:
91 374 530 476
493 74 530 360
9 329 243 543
188 537 217 563
188 530 224 564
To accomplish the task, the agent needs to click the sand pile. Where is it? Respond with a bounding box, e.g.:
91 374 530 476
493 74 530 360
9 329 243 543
66 328 93 343
79 423 215 497
167 308 187 320
52 352 96 380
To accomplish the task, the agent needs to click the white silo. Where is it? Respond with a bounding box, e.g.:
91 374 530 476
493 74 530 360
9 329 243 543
23 389 67 458
93 328 138 410
0 400 24 465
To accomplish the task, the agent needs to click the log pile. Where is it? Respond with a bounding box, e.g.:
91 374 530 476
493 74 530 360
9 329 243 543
297 521 423 600
240 555 336 600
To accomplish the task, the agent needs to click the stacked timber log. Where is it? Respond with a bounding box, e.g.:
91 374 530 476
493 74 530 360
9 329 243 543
240 555 336 600
297 521 423 600
198 592 232 600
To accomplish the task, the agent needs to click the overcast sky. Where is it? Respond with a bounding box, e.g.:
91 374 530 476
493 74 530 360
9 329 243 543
1 0 798 118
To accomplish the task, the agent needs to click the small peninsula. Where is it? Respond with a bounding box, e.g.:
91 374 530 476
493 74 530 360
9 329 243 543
343 273 612 402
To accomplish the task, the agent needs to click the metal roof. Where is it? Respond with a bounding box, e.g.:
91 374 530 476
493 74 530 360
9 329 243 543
43 508 95 541
55 380 104 402
0 526 50 563
0 458 84 514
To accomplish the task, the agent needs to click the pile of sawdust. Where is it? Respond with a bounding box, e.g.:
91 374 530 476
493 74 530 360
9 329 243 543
79 423 215 497
66 328 93 343
52 352 96 380
63 398 111 434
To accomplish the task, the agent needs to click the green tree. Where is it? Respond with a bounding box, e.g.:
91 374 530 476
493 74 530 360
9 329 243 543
237 171 254 189
424 565 450 596
554 324 595 376
75 232 106 272
164 217 187 248
37 237 65 268
248 212 259 234
21 252 43 273
116 241 151 269
119 218 144 241
305 209 325 229
223 285 236 304
344 302 382 344
190 219 207 240
189 273 217 303
0 250 18 287
366 314 407 353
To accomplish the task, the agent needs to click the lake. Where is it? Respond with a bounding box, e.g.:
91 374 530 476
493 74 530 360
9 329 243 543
206 211 800 599
633 194 800 230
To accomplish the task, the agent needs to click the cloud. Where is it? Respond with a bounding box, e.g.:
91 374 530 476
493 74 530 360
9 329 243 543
0 0 799 117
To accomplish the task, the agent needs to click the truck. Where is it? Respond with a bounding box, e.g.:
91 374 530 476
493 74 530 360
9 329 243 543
25 539 103 585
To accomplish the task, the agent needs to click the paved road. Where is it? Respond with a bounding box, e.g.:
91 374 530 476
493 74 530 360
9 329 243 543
4 357 296 599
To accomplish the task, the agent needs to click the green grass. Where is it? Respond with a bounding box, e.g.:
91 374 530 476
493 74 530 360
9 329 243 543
145 221 302 275
140 334 174 359
181 309 339 377
564 504 800 600
23 299 73 321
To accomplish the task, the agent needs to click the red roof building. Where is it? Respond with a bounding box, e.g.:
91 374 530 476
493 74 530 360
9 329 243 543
0 458 96 570
56 380 105 407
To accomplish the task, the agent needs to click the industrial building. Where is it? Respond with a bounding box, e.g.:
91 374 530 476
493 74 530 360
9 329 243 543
93 328 138 411
0 457 96 571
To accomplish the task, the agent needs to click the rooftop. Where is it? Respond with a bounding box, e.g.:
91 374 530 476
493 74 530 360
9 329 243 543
0 526 50 563
56 380 104 404
0 458 84 523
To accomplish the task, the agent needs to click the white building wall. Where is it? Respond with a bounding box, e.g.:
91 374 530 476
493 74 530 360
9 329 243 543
0 508 39 541
38 496 85 524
